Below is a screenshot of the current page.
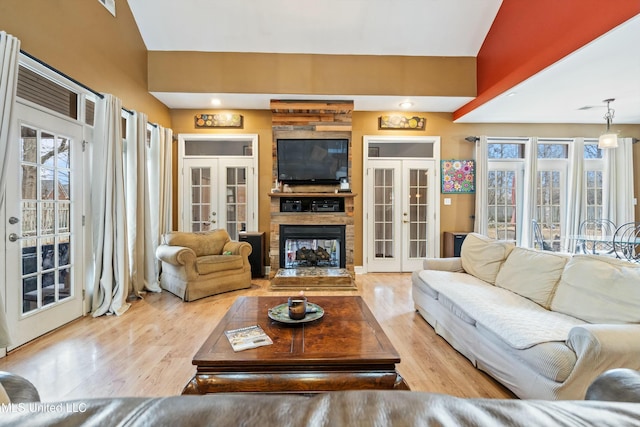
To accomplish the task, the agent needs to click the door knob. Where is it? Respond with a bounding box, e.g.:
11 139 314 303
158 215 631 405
9 216 19 224
9 233 20 242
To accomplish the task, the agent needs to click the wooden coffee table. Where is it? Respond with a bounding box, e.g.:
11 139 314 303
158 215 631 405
182 295 409 394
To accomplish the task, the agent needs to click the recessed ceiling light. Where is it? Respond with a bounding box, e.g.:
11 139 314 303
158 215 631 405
211 98 221 106
507 92 517 97
399 101 413 109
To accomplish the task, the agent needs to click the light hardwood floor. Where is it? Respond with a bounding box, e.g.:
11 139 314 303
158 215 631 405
0 273 514 402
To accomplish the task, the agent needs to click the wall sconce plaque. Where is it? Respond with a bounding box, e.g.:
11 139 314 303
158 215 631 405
378 115 426 130
195 113 243 128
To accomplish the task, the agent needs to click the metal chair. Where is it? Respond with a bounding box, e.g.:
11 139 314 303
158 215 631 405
532 219 553 251
576 219 616 255
613 222 640 262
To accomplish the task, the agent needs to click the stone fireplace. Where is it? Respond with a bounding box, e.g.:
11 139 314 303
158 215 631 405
269 192 356 290
279 224 346 269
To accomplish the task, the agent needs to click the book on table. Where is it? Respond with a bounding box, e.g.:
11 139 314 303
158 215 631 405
224 325 273 352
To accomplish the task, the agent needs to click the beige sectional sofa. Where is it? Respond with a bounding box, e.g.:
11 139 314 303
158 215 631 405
412 233 640 400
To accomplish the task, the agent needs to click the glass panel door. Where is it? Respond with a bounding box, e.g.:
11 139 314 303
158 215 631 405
218 158 253 240
373 167 396 260
183 159 217 232
182 158 255 238
366 159 436 272
224 166 248 240
407 167 429 259
6 103 84 350
20 128 73 313
402 161 435 271
367 160 401 272
189 165 214 231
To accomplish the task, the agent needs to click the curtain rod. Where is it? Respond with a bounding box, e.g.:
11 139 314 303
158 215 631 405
20 49 158 128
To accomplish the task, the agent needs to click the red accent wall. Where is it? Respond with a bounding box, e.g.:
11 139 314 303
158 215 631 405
453 1 640 121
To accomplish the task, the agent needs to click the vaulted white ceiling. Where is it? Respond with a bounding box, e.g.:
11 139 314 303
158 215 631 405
128 0 640 124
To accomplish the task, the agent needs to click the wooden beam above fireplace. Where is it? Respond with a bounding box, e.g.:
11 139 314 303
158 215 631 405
270 99 353 130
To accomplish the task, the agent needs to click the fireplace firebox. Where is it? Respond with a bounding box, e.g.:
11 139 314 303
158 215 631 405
279 225 346 269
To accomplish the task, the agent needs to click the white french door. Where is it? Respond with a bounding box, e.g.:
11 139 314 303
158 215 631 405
365 159 437 272
181 157 255 240
5 102 84 350
363 136 440 273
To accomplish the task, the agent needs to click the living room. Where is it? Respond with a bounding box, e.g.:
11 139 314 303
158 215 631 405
1 0 640 421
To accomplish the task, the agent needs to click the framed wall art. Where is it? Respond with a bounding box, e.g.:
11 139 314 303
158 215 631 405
378 115 426 130
441 159 475 194
195 113 243 128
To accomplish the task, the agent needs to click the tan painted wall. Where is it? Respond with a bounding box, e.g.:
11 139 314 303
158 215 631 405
170 109 640 267
149 52 476 97
0 0 171 126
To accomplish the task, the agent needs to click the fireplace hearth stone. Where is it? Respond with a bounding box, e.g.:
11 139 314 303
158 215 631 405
270 267 356 291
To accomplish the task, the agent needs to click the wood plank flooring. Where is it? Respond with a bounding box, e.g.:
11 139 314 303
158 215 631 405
0 273 514 402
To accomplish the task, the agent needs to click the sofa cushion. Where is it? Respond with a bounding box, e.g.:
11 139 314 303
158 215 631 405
475 324 577 382
495 247 570 309
196 255 244 275
426 276 585 349
460 233 514 284
551 255 640 324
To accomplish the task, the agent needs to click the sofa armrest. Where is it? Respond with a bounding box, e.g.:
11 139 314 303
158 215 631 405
0 371 40 403
585 368 640 402
422 257 464 272
223 241 252 258
567 324 640 387
155 245 197 266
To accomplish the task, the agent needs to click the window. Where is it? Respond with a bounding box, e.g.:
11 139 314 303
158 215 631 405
584 140 605 220
481 137 607 250
17 66 78 119
486 139 526 243
16 57 95 126
534 139 569 251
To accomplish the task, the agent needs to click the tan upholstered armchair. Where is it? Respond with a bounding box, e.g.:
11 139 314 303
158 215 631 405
156 229 252 301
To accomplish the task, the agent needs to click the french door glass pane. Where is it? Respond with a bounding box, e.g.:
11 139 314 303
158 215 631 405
487 170 517 242
585 170 603 220
535 170 561 250
226 167 247 240
373 168 394 258
20 125 74 314
190 167 211 231
408 168 428 258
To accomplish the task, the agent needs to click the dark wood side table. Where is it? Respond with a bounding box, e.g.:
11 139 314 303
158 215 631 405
239 231 265 277
182 295 409 394
443 231 469 257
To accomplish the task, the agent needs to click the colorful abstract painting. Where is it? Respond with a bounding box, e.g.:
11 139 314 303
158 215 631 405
441 160 475 194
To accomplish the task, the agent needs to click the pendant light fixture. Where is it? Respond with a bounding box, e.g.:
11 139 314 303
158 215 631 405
597 98 618 149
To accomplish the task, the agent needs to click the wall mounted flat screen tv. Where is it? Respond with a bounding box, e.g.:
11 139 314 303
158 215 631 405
277 138 349 185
